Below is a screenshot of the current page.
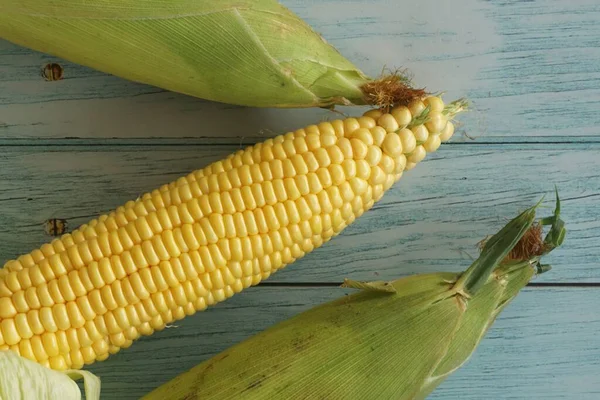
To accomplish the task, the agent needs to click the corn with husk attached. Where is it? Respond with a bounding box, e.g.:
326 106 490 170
0 0 426 109
0 96 466 371
142 193 566 400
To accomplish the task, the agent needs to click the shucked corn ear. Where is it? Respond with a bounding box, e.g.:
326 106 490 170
0 0 423 108
143 194 566 400
0 97 465 370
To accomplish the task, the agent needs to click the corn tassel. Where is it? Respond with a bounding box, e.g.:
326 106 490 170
142 193 566 400
0 97 466 370
0 0 423 108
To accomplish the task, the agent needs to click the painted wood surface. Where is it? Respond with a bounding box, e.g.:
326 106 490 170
1 0 599 399
0 143 597 283
1 0 599 140
79 286 600 399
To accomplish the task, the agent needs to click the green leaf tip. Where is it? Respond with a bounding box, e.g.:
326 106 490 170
541 188 566 252
452 191 567 297
537 264 552 274
453 203 537 296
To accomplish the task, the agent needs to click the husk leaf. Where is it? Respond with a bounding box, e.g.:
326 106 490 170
0 0 378 108
142 273 461 400
0 351 100 400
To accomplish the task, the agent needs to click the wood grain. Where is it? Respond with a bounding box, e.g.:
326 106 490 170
1 0 598 140
1 143 596 283
78 286 600 400
1 1 597 399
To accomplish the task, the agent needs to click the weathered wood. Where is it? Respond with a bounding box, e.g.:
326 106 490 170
1 143 596 283
79 286 600 399
1 0 598 140
1 2 597 398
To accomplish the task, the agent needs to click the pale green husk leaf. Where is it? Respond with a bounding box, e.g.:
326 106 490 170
0 0 370 108
143 273 462 400
0 351 100 400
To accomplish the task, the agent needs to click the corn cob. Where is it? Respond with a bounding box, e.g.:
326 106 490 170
0 97 466 371
142 194 566 400
0 0 423 109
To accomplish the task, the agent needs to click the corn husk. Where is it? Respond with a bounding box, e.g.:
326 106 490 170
0 351 100 400
0 0 421 108
142 193 565 400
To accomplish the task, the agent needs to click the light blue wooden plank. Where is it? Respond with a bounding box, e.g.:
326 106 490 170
1 0 598 140
1 143 597 282
80 286 600 399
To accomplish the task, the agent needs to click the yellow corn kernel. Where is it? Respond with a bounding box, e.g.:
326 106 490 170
398 129 417 154
77 327 93 348
41 332 60 357
349 128 374 146
357 116 376 129
66 301 86 329
2 319 20 345
70 349 85 368
100 285 118 311
49 355 68 370
424 135 442 153
39 307 58 333
377 114 399 132
56 331 70 355
15 313 34 339
91 339 109 358
381 133 403 158
52 303 71 331
80 346 96 365
411 125 429 143
19 339 35 361
58 275 76 302
362 109 383 120
439 121 455 142
370 126 387 147
425 112 447 133
391 105 412 128
343 118 360 135
26 310 44 335
5 271 21 293
0 297 17 318
408 145 427 164
424 96 445 112
408 99 426 116
351 139 368 159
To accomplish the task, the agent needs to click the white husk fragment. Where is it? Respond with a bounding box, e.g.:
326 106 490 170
0 351 100 400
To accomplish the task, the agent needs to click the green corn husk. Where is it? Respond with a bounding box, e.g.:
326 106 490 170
142 193 566 400
0 0 420 108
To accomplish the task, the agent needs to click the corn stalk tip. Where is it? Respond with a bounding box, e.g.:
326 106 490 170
540 189 566 253
453 191 564 296
536 264 552 274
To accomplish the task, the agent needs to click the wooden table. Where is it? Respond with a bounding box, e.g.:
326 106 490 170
1 1 599 398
